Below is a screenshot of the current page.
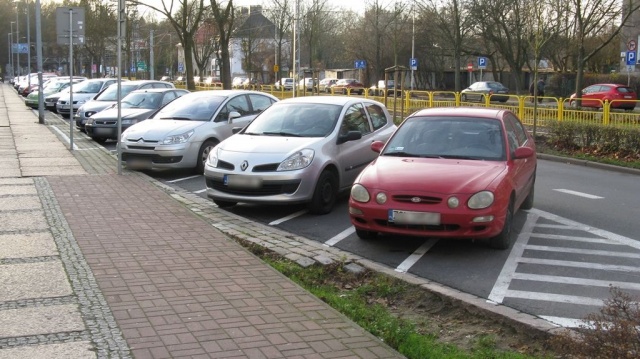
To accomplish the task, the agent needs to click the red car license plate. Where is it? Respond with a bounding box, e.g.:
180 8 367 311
388 210 441 225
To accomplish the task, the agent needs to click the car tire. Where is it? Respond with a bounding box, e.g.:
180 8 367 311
355 228 377 240
91 137 107 144
489 200 514 250
213 199 237 208
196 139 219 174
308 170 338 215
520 175 535 210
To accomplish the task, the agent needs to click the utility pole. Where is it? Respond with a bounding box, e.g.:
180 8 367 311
35 0 44 123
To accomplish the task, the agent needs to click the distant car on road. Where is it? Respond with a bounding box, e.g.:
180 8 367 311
569 83 637 110
57 78 120 117
348 107 537 249
203 96 397 214
368 80 401 96
319 78 338 93
461 81 509 102
332 79 365 95
84 88 189 143
120 90 279 173
25 78 84 109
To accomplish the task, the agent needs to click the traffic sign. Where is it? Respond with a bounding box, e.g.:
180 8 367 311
467 63 473 72
628 40 637 52
273 64 279 73
178 62 184 72
626 51 636 66
478 57 487 69
354 60 366 69
410 58 418 70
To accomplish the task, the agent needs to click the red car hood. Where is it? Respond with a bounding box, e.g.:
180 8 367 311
360 157 507 194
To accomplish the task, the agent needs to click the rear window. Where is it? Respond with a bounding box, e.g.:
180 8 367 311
617 87 634 93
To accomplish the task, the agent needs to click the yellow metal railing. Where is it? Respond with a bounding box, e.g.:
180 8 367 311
174 84 640 128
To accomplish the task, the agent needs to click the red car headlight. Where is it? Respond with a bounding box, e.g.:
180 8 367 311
350 184 370 203
468 191 494 209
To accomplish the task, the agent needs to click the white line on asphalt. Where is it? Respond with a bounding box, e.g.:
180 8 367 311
529 208 640 250
539 316 592 329
51 126 78 150
519 257 640 272
269 209 307 225
525 244 640 259
395 239 439 273
167 175 201 183
504 290 604 306
553 189 604 199
512 272 640 291
488 211 539 304
528 233 620 245
324 227 355 246
193 189 207 194
74 147 104 151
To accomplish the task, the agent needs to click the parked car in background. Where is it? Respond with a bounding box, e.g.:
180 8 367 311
75 80 174 132
348 107 536 249
569 83 637 110
275 77 294 91
232 76 247 88
16 73 58 95
368 80 401 96
85 88 189 143
56 78 120 117
298 78 318 92
25 78 85 109
121 90 279 173
461 81 509 102
319 78 338 93
203 96 397 214
242 77 262 89
332 79 365 95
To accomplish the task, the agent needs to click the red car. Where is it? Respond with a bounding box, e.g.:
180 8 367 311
332 78 364 95
569 83 637 110
348 107 537 249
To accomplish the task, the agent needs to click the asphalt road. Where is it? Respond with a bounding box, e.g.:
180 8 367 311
52 112 640 330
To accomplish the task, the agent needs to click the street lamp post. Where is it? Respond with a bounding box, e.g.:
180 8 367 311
15 1 20 77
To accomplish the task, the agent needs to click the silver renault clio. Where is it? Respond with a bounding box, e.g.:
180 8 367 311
203 96 397 214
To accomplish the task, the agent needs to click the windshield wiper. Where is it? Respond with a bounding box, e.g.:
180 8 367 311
262 131 302 137
439 154 478 160
243 132 262 136
160 116 193 121
383 151 422 158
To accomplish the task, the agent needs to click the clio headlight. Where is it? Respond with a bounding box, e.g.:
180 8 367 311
277 149 314 171
207 147 220 167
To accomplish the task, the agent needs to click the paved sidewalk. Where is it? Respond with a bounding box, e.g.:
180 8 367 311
0 84 405 358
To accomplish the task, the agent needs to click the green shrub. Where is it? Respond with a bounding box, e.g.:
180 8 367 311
546 120 640 158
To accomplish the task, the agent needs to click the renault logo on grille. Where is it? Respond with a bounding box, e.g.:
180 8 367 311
411 197 421 203
240 160 249 171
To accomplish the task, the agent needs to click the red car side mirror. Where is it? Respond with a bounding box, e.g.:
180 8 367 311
514 146 535 159
371 141 385 153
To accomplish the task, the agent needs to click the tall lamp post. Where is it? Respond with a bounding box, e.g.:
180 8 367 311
15 2 20 77
11 21 17 77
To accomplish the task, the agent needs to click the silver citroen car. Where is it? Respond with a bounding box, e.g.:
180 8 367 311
203 96 397 214
120 90 279 173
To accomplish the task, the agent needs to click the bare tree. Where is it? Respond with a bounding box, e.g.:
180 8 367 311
133 0 207 90
264 0 293 83
417 0 473 92
193 18 219 78
569 0 640 104
210 0 235 89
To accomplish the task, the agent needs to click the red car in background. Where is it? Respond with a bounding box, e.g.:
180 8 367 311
569 83 637 110
332 78 365 95
348 107 537 250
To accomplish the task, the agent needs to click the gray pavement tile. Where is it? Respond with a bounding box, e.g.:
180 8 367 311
0 232 58 259
0 211 49 232
0 305 85 337
0 342 96 359
0 196 41 211
0 261 73 301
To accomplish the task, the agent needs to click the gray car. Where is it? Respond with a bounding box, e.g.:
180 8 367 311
461 81 509 102
56 78 119 117
84 88 189 143
75 80 174 132
120 90 279 173
203 96 397 214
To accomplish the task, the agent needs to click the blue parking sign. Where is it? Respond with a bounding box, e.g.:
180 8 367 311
410 58 418 70
354 60 366 69
478 57 487 69
626 51 636 65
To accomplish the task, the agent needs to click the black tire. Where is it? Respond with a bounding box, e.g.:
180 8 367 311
308 170 338 215
91 137 107 144
489 200 514 250
196 139 218 174
213 199 237 208
520 175 535 210
355 228 377 240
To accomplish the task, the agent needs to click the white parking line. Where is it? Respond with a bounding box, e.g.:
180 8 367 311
51 126 78 150
395 239 439 273
167 175 201 183
539 316 592 329
324 227 355 246
269 209 307 225
193 189 207 194
553 189 604 199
